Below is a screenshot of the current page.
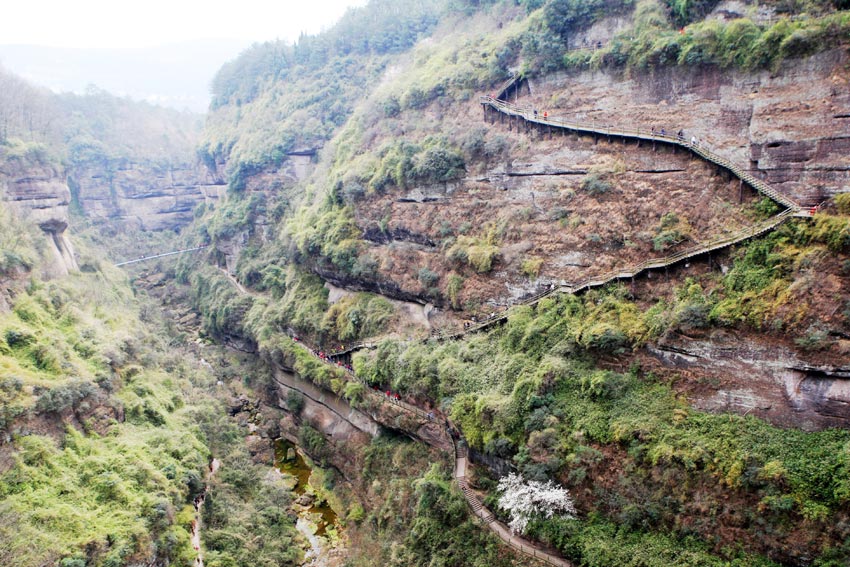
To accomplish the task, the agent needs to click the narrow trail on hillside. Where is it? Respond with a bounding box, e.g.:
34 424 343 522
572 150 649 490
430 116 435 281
192 458 221 567
219 271 571 565
173 73 817 567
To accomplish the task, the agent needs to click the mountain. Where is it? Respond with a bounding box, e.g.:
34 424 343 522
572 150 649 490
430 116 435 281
0 39 251 113
2 0 850 566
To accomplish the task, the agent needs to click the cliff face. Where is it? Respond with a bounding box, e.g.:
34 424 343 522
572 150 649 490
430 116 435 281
69 159 225 231
527 48 849 206
645 329 850 432
0 151 78 277
212 152 317 272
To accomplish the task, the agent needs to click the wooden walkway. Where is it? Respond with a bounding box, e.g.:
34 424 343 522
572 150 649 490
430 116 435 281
335 95 809 345
480 95 803 211
291 332 573 565
215 267 574 565
432 207 797 340
454 441 573 566
198 84 819 567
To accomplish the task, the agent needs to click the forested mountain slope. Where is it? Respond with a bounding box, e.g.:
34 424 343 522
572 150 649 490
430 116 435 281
2 0 850 566
179 0 850 565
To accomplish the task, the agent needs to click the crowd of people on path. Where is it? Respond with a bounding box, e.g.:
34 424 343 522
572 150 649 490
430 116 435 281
292 336 355 372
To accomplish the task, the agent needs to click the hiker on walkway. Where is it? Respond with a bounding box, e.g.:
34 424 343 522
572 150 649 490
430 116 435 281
691 136 697 147
677 129 684 141
660 127 666 136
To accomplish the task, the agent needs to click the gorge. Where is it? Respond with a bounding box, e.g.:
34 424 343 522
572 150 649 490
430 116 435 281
2 1 850 566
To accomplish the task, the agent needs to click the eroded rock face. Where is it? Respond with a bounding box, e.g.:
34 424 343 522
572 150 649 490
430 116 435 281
647 329 850 431
68 160 225 231
0 152 78 277
273 368 380 440
529 48 850 206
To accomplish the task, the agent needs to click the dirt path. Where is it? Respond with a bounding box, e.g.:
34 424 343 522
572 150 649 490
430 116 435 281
192 458 220 567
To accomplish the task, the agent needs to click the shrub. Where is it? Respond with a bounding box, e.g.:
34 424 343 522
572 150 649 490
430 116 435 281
446 234 500 273
795 324 830 350
382 96 401 117
4 328 34 348
34 380 99 414
418 267 440 288
653 212 690 251
834 193 850 215
663 0 723 27
446 274 464 309
521 257 544 278
753 197 782 219
285 390 305 414
402 86 430 109
414 144 466 184
31 343 62 373
581 174 613 195
298 424 327 456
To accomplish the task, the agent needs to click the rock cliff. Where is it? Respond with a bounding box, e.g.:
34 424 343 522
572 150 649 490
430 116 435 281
0 150 78 277
68 159 225 231
526 47 849 206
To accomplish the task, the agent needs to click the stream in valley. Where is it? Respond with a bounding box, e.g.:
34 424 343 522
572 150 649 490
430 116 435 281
274 439 341 565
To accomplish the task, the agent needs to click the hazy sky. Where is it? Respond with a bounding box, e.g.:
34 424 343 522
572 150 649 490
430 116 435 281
2 0 369 48
0 0 370 112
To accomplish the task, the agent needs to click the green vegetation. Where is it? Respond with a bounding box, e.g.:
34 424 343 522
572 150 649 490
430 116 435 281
580 173 614 196
345 437 522 567
0 199 41 276
201 0 451 183
834 192 850 214
101 0 850 564
194 409 302 567
527 0 850 75
0 205 303 566
322 293 395 341
0 251 214 564
348 213 850 564
0 66 201 171
651 212 691 251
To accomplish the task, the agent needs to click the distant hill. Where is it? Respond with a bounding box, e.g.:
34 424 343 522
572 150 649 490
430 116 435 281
0 39 251 113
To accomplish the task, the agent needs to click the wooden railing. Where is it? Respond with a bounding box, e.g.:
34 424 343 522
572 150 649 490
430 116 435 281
480 96 803 211
434 206 794 339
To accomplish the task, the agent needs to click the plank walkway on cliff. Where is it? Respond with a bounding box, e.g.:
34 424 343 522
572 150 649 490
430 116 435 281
290 333 573 566
214 264 572 565
454 441 573 566
480 94 804 210
176 77 818 567
327 91 812 349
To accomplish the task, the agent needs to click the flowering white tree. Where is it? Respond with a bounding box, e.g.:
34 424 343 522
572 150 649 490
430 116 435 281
497 473 576 534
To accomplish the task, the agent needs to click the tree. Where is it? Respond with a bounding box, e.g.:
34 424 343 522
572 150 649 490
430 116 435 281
497 472 576 534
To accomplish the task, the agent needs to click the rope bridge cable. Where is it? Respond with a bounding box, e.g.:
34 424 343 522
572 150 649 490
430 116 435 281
114 245 208 267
